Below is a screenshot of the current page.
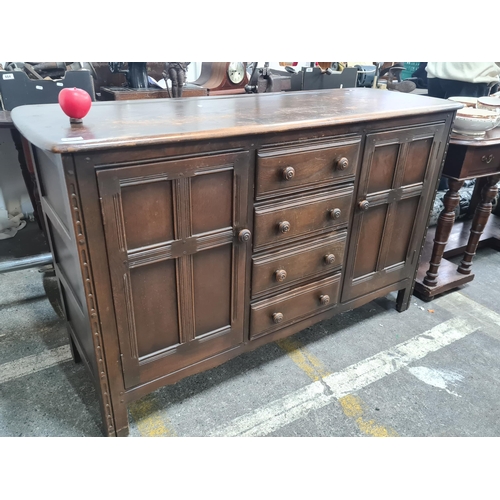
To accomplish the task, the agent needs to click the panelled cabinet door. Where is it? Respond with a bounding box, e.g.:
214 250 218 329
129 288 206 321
97 152 251 388
342 123 447 302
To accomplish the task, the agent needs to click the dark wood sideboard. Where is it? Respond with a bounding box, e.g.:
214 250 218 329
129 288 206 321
11 89 460 436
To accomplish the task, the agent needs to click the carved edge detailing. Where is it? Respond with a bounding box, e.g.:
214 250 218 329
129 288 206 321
112 193 126 253
120 173 169 187
69 181 116 435
173 177 195 344
128 245 173 268
123 274 139 359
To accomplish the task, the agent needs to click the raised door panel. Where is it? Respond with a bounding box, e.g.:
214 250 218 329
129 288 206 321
97 152 251 388
342 123 447 302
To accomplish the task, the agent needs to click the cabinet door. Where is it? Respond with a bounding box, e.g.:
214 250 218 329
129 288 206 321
97 152 251 388
342 123 447 302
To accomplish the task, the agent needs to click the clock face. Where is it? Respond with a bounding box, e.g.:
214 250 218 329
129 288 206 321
227 62 245 84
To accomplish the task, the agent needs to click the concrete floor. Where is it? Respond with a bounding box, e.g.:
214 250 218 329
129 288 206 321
1 224 500 437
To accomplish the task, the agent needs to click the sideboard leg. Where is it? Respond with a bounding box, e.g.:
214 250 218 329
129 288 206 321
396 285 412 312
68 334 82 364
423 178 465 286
98 399 130 437
458 174 500 275
115 405 130 437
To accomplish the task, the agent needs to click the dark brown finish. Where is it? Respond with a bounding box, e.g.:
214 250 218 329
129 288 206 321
10 89 458 436
255 136 361 200
250 274 342 340
251 232 346 298
99 84 208 101
414 130 500 301
423 178 465 286
342 123 448 303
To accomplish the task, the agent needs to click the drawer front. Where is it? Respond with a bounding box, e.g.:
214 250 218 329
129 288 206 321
252 231 346 297
250 274 341 340
253 186 353 250
461 146 500 178
256 136 361 199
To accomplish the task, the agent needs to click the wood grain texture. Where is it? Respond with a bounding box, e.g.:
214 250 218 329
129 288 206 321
10 89 460 154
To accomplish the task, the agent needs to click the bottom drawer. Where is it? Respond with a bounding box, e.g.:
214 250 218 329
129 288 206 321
250 273 341 340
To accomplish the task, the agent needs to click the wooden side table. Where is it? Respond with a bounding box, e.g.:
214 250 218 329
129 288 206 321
414 128 500 300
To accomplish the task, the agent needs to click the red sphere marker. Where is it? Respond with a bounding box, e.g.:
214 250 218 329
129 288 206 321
58 87 92 124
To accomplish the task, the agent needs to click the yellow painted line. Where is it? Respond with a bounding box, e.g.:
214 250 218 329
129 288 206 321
277 337 398 437
129 395 177 437
276 337 331 381
339 394 398 437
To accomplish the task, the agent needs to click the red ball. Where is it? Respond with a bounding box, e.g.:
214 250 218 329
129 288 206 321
58 87 92 120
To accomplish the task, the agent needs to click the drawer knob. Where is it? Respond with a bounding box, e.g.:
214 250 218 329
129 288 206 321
238 229 252 242
319 294 330 306
278 221 291 233
282 166 296 180
358 200 370 211
273 312 284 324
482 154 494 164
336 157 349 170
329 208 342 220
324 254 336 264
275 269 287 282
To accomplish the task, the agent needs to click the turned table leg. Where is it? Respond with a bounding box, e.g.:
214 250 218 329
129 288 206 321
423 178 465 286
457 174 500 275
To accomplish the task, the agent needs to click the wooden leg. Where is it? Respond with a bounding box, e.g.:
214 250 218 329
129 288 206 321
68 334 82 364
457 174 500 275
396 285 413 312
423 178 465 286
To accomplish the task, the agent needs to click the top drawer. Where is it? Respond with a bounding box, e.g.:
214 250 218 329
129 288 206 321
256 136 361 200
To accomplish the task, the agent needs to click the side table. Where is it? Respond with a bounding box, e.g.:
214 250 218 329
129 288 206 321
414 128 500 300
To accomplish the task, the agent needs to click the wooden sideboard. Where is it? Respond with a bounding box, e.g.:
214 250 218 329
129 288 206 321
11 89 460 436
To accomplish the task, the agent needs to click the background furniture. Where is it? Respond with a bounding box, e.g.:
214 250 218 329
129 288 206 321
414 128 500 300
0 70 95 111
12 89 459 436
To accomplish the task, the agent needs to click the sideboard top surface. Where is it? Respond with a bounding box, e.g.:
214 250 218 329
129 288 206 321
11 88 460 154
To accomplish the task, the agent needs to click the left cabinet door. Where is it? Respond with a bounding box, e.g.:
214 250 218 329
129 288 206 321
97 152 251 388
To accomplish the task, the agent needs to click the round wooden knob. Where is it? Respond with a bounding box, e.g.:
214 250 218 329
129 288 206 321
273 312 284 324
358 200 370 211
278 221 291 233
324 254 335 264
319 295 330 306
238 229 252 242
282 166 295 180
336 157 349 170
329 208 341 220
275 269 287 282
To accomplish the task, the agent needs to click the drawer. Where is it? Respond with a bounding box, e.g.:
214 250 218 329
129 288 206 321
250 273 341 340
444 143 500 179
253 186 353 250
252 231 346 297
256 136 361 199
460 146 500 178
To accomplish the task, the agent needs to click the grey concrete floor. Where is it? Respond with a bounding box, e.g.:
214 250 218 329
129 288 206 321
1 224 500 437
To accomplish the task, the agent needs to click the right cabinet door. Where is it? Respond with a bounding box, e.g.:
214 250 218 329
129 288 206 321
342 123 447 302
